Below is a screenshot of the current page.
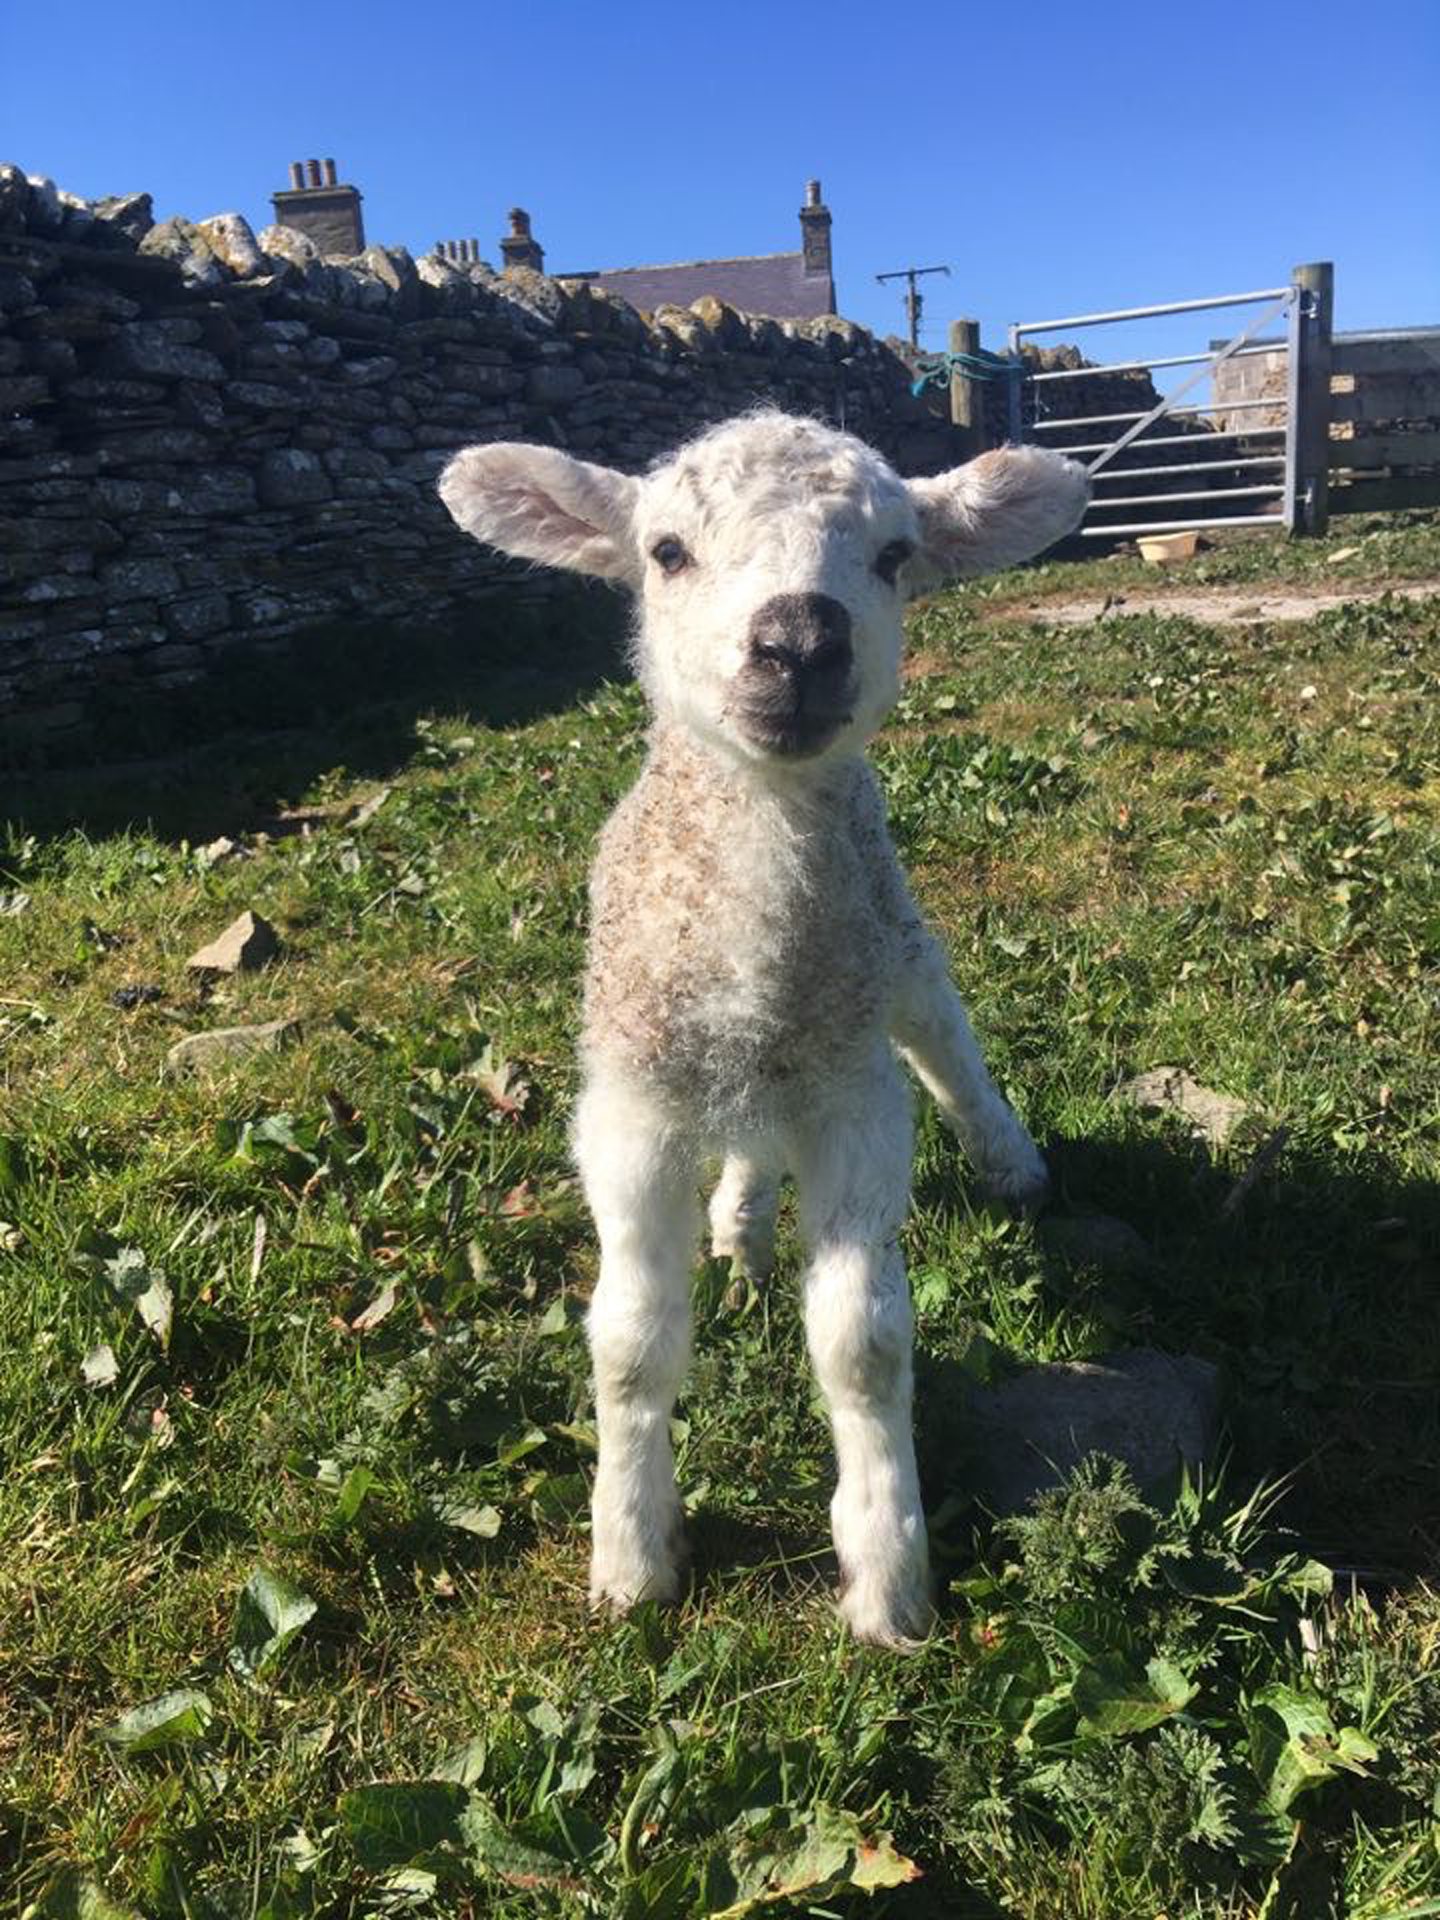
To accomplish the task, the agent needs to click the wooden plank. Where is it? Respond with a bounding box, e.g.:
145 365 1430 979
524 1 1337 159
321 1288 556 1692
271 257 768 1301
1333 336 1440 378
1330 474 1440 514
1331 375 1440 424
1329 430 1440 470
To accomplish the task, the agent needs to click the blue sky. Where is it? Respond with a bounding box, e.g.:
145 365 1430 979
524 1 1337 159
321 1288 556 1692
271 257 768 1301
5 0 1436 368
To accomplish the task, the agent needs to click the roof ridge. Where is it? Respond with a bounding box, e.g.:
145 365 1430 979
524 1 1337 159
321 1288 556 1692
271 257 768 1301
577 249 803 279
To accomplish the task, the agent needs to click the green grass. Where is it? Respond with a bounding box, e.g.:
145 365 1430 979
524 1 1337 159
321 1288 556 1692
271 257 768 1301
3 519 1439 1917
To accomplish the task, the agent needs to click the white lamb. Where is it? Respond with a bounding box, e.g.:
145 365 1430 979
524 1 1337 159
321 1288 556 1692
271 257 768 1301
439 412 1088 1647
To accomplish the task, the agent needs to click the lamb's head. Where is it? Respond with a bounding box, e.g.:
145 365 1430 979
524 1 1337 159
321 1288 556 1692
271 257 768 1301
439 411 1088 769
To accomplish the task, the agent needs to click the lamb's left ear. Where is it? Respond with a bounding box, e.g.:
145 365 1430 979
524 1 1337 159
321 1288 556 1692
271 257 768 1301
906 446 1090 591
438 442 641 584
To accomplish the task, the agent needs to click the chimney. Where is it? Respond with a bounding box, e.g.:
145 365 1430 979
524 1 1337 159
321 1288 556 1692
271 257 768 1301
500 206 545 273
799 179 832 279
271 155 366 257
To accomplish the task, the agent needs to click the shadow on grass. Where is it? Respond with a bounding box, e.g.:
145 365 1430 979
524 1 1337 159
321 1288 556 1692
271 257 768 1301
915 1127 1440 1584
5 582 631 842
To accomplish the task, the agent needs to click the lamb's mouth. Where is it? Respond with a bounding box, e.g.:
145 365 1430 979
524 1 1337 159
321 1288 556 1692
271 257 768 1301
741 709 852 758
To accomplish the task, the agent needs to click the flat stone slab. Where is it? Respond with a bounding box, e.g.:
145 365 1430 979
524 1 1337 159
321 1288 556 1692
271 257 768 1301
1041 1211 1154 1276
965 1347 1220 1515
164 1017 301 1077
1112 1065 1251 1147
185 910 279 973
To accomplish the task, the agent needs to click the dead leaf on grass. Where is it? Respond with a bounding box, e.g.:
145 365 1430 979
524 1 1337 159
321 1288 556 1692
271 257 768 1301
350 1281 400 1333
499 1181 539 1219
465 1041 533 1123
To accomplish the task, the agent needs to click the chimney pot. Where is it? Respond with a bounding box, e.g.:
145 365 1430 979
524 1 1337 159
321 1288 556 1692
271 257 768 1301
806 179 822 206
289 161 305 189
307 159 322 188
509 207 531 236
323 157 337 186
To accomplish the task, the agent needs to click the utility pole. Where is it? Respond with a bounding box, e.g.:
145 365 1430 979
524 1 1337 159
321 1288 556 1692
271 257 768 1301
876 264 951 349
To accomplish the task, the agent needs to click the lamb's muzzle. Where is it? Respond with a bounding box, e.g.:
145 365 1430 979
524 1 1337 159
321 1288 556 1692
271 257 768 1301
438 411 1088 1647
737 591 855 757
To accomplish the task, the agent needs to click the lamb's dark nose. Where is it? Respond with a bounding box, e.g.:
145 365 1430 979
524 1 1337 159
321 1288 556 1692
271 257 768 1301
747 593 853 680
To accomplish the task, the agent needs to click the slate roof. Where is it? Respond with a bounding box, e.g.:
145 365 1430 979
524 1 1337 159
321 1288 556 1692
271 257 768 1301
559 250 835 321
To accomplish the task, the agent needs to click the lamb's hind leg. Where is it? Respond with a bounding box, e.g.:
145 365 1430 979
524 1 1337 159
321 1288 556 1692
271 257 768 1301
708 1147 781 1281
891 936 1048 1208
791 1054 933 1648
574 1071 697 1612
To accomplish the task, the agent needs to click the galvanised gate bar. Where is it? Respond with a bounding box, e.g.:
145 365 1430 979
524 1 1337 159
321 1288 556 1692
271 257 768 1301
1006 266 1335 538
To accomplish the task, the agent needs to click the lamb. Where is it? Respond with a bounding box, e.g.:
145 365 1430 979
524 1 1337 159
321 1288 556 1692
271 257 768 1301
439 411 1089 1647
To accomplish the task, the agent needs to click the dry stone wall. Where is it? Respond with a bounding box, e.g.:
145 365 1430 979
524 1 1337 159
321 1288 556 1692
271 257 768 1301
1 167 967 766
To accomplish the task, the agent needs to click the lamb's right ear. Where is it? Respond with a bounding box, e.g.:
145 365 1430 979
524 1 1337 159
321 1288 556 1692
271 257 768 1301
438 442 641 584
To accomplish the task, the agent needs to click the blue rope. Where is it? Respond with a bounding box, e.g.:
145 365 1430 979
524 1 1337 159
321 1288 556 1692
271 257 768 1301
909 349 1016 398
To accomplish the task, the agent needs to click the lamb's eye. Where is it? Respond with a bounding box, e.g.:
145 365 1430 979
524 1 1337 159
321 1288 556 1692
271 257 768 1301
651 537 690 576
874 539 914 586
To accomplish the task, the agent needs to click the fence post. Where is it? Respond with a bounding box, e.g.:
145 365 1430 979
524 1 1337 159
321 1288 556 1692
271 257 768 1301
1291 260 1334 535
948 318 987 458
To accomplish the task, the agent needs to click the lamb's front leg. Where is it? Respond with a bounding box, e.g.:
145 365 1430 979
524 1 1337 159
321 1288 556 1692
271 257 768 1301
891 933 1048 1209
792 1058 933 1648
574 1074 697 1612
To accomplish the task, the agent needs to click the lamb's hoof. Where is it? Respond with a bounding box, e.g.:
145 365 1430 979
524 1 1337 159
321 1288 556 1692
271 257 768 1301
980 1147 1051 1220
589 1515 688 1616
836 1560 936 1651
709 1231 775 1285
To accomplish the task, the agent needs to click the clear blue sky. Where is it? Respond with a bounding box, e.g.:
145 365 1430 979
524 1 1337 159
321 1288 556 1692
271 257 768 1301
5 0 1436 366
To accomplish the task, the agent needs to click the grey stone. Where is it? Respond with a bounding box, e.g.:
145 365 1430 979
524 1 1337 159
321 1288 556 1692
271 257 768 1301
0 374 51 410
256 448 333 506
164 1016 300 1077
339 355 398 386
26 339 78 380
185 910 280 973
229 380 307 411
1113 1067 1252 1148
527 363 585 407
1041 1212 1155 1276
258 223 318 270
96 426 211 465
100 557 181 600
198 212 264 278
24 174 64 234
965 1349 1221 1515
92 192 154 244
138 217 225 287
0 163 31 232
175 468 257 515
0 266 38 313
360 245 418 297
103 323 225 383
162 592 229 640
59 194 96 240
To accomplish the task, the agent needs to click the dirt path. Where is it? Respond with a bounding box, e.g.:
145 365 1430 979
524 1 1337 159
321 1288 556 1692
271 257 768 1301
992 578 1439 629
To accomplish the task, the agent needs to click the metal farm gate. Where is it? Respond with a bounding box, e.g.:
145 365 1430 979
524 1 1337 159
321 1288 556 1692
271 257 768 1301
1004 266 1333 539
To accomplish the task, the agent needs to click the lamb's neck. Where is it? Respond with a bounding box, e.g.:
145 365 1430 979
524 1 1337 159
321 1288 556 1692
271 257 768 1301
646 723 862 826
